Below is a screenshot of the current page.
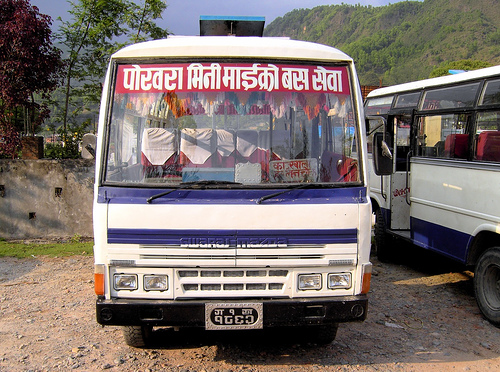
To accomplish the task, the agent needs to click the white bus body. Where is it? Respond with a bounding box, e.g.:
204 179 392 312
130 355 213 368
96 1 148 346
93 32 372 346
365 65 500 327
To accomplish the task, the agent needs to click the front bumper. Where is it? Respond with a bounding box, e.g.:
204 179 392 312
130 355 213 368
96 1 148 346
96 295 368 328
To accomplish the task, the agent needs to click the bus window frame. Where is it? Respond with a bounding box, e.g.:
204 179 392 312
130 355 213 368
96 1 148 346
101 58 364 188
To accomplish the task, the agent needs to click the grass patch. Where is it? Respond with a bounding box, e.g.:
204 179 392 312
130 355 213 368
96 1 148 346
0 239 93 258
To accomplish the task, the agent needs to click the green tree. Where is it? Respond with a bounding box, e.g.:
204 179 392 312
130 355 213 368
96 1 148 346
57 0 169 154
429 60 493 78
127 0 168 43
44 119 90 159
0 0 63 158
57 0 128 142
265 0 500 85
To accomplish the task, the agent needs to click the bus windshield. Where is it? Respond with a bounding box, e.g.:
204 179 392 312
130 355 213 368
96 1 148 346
104 61 359 186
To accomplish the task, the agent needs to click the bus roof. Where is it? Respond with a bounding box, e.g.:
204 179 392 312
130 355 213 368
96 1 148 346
110 36 353 63
367 65 500 99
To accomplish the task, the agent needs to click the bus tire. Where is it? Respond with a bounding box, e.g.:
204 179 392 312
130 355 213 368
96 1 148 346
474 247 500 327
122 325 153 347
374 208 394 263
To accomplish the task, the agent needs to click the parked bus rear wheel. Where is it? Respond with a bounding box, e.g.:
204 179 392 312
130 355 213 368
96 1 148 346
122 325 153 347
474 247 500 327
374 208 395 263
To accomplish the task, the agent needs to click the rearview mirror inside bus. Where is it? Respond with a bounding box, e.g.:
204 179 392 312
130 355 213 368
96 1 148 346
373 132 393 175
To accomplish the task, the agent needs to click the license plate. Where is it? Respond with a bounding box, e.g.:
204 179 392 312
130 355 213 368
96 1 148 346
205 303 263 330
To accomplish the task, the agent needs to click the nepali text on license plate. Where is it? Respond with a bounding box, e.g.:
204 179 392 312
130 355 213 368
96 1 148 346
205 303 263 330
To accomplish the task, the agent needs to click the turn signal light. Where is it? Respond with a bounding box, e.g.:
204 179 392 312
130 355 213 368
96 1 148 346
361 263 372 294
94 264 105 296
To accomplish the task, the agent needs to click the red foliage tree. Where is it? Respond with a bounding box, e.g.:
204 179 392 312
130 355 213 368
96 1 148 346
0 0 63 158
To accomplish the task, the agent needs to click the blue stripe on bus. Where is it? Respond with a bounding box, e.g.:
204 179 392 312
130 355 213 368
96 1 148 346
410 217 470 263
97 186 367 205
107 228 358 245
379 208 471 263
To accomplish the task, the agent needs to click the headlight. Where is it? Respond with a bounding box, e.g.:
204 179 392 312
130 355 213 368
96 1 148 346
144 275 168 291
113 274 138 290
298 274 322 290
328 273 352 289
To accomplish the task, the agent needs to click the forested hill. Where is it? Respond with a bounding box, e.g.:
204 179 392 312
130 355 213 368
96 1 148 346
264 0 500 85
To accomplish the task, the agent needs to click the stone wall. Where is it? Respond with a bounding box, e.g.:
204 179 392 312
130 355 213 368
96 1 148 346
0 159 95 240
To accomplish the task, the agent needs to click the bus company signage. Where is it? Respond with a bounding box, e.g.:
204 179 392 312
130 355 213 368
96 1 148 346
393 187 410 198
270 158 318 183
115 63 350 94
180 236 288 248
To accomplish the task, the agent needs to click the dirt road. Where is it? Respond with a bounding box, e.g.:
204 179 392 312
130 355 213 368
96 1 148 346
0 248 499 371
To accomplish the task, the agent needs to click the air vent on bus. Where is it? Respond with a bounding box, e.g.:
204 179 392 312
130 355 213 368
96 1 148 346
199 16 265 37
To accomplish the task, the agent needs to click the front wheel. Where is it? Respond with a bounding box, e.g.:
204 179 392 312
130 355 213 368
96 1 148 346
373 208 395 262
299 324 338 345
122 325 153 347
474 247 500 327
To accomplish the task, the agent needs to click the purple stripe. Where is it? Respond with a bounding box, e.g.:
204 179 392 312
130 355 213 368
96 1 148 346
107 228 358 245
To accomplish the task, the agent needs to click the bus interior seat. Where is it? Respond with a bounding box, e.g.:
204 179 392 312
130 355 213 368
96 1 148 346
141 128 178 177
434 141 445 157
320 151 343 182
338 157 358 182
422 146 436 157
236 130 271 179
216 129 236 167
476 131 500 162
236 130 260 162
266 130 290 160
444 134 469 159
180 128 215 167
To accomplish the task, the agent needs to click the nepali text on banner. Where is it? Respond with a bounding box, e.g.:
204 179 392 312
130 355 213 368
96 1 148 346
115 63 350 95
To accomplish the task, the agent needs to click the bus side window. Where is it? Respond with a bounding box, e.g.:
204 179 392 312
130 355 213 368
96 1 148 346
416 116 439 157
417 114 470 159
367 118 385 153
395 117 411 171
475 111 500 162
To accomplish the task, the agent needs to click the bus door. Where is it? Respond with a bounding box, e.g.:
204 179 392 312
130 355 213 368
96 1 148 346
366 115 388 202
410 112 474 253
388 113 412 230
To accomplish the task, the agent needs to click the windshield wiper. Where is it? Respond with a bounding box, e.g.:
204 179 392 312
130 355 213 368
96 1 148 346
256 183 317 204
146 180 242 204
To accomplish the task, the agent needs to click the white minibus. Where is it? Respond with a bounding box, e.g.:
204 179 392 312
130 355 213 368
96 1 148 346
93 16 372 346
365 65 500 327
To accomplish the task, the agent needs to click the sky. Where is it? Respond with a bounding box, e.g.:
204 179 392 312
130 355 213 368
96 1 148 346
30 0 409 36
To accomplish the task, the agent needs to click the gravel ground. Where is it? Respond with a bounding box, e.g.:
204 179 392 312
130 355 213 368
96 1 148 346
0 247 499 372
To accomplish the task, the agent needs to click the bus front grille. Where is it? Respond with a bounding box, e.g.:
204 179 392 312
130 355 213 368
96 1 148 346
176 268 289 296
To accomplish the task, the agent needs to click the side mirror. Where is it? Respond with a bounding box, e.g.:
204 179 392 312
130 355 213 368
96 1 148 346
373 132 393 175
82 133 97 159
